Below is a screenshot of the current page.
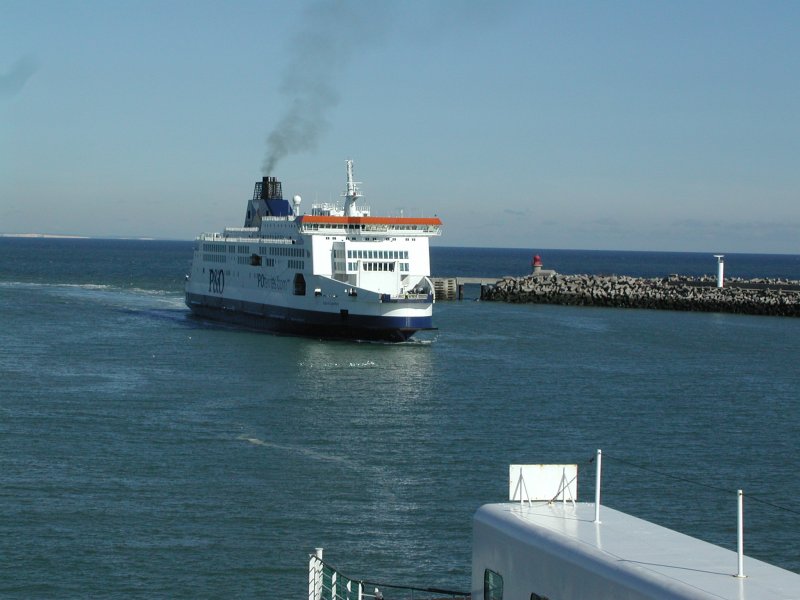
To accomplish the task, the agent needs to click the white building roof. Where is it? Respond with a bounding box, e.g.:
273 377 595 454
476 502 800 600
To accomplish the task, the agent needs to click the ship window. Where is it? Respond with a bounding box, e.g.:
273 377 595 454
484 570 503 600
293 273 306 296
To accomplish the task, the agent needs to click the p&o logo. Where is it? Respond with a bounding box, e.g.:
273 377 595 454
209 269 225 294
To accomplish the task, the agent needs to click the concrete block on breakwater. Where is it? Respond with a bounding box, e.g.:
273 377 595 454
480 274 800 317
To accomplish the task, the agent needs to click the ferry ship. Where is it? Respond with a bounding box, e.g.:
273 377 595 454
185 161 442 341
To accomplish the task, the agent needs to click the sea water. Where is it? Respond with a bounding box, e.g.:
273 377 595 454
1 238 798 598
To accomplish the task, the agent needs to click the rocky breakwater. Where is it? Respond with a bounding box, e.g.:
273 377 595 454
481 274 800 317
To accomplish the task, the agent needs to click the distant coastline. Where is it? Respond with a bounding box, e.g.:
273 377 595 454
0 233 90 239
0 233 156 240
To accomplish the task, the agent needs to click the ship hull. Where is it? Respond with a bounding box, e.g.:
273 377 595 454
185 292 433 342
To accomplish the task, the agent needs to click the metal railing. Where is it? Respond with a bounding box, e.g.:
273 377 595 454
308 550 469 600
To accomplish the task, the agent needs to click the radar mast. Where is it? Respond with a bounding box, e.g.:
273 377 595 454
343 159 363 217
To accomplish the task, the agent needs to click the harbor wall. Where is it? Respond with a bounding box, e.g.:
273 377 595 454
480 274 800 317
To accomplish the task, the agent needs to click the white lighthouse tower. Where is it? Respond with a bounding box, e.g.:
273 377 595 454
713 255 725 288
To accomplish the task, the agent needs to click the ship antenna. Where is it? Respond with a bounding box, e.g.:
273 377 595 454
343 159 362 217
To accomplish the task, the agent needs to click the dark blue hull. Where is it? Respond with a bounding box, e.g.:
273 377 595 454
185 292 433 342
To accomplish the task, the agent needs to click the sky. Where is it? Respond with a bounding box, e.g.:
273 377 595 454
1 0 798 253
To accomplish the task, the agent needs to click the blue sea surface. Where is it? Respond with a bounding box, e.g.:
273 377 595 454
1 238 799 598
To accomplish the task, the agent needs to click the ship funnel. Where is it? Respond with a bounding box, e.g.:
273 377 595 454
245 174 292 226
259 176 283 201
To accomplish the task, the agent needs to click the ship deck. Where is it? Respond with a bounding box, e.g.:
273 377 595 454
475 502 800 599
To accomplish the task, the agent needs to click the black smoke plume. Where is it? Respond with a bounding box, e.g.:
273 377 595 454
262 1 384 174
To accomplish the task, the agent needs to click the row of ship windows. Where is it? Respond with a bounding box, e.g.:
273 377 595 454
346 262 409 272
210 254 291 268
306 224 432 231
343 250 409 260
307 224 383 231
237 256 276 266
266 246 305 257
310 224 368 230
203 243 304 257
225 255 302 269
202 243 246 254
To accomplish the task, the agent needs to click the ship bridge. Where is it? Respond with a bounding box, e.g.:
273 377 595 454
298 215 442 236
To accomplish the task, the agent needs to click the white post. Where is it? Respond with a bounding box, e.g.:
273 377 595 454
736 490 746 578
594 449 602 523
309 548 324 600
714 255 725 288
